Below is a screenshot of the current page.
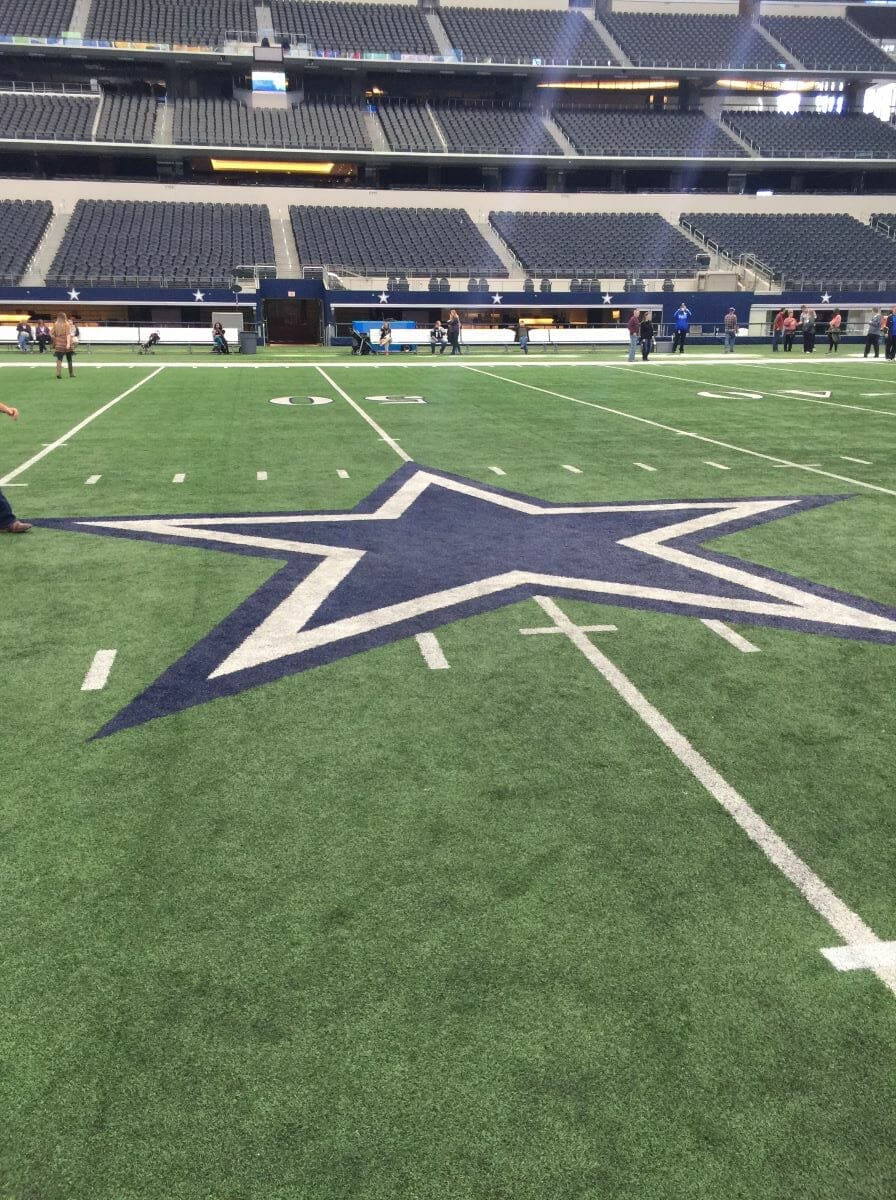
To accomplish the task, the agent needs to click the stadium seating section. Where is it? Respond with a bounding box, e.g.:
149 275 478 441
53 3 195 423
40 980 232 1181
174 98 370 150
85 0 257 45
847 4 896 41
0 0 73 37
95 93 157 143
48 200 275 285
0 198 52 282
0 92 96 141
679 212 896 288
269 1 437 56
597 13 783 69
759 16 894 72
722 111 896 159
555 109 745 158
489 211 699 276
378 103 443 153
290 205 509 276
439 7 616 65
434 106 559 156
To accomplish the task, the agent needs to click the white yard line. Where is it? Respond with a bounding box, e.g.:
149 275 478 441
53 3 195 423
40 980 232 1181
561 464 583 474
822 942 896 971
701 619 761 653
415 631 450 669
530 595 896 999
81 649 117 692
315 366 410 463
462 367 896 498
85 475 102 485
704 461 731 470
0 366 165 486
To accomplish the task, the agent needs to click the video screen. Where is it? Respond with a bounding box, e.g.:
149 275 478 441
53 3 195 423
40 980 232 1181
252 71 287 93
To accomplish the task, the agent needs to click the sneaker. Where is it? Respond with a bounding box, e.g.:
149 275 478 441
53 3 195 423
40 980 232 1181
1 520 32 534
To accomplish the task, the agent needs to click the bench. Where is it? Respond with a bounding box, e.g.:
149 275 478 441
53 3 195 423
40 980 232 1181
1 325 239 352
374 326 632 353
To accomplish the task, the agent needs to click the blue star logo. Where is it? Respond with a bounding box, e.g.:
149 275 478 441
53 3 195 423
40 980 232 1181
37 465 896 737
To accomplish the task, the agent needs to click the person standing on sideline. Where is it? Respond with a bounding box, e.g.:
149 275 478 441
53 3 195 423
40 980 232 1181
515 320 530 355
430 319 446 354
801 307 817 353
782 310 797 351
639 311 654 361
627 309 640 361
771 308 785 352
52 312 75 379
864 307 882 358
827 309 842 353
886 306 896 360
723 307 738 353
672 303 691 354
0 402 31 533
447 309 461 355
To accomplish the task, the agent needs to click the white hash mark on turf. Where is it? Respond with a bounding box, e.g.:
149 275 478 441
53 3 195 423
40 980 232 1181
704 461 730 470
562 464 582 474
85 475 101 485
701 619 761 653
416 631 450 669
489 466 506 476
337 469 349 479
172 473 186 484
840 456 872 465
527 595 896 1000
257 471 268 481
81 649 117 692
634 462 657 472
822 942 896 971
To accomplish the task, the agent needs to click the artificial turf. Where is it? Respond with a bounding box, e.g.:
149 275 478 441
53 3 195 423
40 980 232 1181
1 351 894 1199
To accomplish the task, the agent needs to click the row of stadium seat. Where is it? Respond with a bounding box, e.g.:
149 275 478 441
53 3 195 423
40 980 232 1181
2 92 896 162
5 198 896 290
0 0 891 72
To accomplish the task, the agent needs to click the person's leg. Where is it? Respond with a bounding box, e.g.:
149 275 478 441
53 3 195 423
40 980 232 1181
67 352 74 377
0 486 15 527
679 331 686 353
874 335 880 358
628 334 637 362
55 351 62 377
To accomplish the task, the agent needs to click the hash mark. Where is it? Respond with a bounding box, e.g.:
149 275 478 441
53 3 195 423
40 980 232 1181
81 649 117 692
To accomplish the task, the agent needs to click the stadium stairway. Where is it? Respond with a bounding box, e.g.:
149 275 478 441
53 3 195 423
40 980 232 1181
21 207 70 287
475 217 520 276
543 115 577 157
255 4 273 41
270 206 298 277
426 12 455 57
69 0 93 35
426 103 449 152
154 100 172 145
753 21 803 69
588 11 632 68
366 109 390 153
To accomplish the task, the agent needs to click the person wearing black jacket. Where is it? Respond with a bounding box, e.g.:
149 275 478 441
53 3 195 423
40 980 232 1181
639 312 654 360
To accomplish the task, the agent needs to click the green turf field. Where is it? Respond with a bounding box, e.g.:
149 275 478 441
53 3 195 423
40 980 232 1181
1 351 894 1199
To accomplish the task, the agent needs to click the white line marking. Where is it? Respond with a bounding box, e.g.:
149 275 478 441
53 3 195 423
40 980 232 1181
81 649 117 692
42 443 67 447
0 366 165 486
634 462 657 472
822 942 896 972
562 464 582 474
840 456 872 465
337 469 349 479
172 473 186 484
85 474 101 485
463 368 896 498
716 364 896 416
701 619 761 653
488 466 506 476
257 471 268 481
773 462 822 468
861 393 896 398
703 461 730 470
415 631 449 669
4 482 27 487
529 595 896 999
316 367 410 462
520 623 617 635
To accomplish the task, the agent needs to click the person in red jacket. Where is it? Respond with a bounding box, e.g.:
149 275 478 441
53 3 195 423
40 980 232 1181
772 308 785 352
827 309 842 354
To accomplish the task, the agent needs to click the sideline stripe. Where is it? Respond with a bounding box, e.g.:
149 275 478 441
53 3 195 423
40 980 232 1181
315 366 410 463
415 631 450 669
463 366 896 498
85 475 101 485
0 366 165 486
81 649 117 692
701 619 761 653
531 595 896 999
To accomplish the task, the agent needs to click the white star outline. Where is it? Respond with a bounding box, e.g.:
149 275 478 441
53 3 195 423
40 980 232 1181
72 469 896 682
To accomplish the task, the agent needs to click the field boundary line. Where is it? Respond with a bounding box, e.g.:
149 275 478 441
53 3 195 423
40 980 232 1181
462 366 896 498
315 366 410 463
0 366 165 486
531 595 896 999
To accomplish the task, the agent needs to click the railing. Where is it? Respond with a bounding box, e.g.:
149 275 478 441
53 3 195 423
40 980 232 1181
43 274 261 289
0 79 99 94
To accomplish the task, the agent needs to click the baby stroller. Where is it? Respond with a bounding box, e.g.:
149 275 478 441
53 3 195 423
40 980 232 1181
139 331 161 354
